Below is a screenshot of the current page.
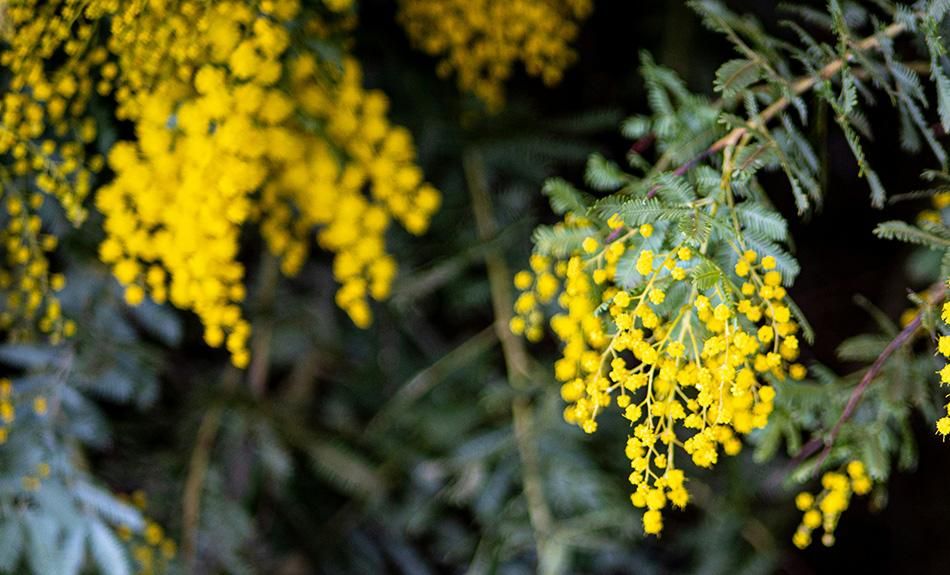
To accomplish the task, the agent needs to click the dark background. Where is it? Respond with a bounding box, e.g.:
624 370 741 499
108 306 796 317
355 1 949 573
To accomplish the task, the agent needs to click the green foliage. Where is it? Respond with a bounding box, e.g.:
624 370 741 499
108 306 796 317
8 1 950 573
523 0 950 560
542 178 590 215
874 220 950 247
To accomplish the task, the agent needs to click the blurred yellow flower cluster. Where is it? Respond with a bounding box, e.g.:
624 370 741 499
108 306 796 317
399 0 592 110
0 192 73 342
261 55 440 328
0 0 101 224
936 301 950 435
115 490 177 575
792 461 871 549
514 213 806 535
3 0 437 365
0 0 104 342
918 193 950 437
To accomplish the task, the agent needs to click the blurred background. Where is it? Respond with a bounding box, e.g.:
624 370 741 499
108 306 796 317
14 0 950 573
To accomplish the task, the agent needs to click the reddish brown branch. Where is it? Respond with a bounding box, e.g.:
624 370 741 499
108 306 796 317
790 284 947 475
646 21 907 199
646 148 715 199
814 314 923 467
630 133 656 156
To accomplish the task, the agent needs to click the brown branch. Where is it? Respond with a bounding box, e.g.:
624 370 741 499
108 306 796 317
790 283 947 475
649 20 908 194
712 21 907 153
182 252 282 570
463 148 555 565
181 368 240 572
248 254 281 398
630 133 656 156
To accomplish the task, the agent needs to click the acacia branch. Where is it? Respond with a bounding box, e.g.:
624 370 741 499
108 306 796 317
463 148 555 568
649 19 908 195
182 252 281 570
792 283 947 473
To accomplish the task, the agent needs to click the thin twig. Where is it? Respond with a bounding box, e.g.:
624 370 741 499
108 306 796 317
181 406 221 569
463 148 555 567
248 254 281 398
365 326 498 435
181 369 239 572
717 21 905 150
629 133 656 156
790 282 947 475
182 253 282 570
650 20 907 190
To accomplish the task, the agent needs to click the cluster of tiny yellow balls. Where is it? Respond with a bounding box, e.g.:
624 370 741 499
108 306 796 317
920 191 950 436
260 55 440 328
0 0 101 225
935 297 950 436
0 378 12 445
398 0 592 110
0 377 52 494
5 0 437 366
792 460 872 549
94 0 304 368
0 192 75 343
514 211 806 535
0 0 106 342
116 490 177 575
916 190 950 226
0 378 50 447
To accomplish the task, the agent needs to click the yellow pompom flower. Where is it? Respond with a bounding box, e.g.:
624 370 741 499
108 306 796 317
398 0 592 110
793 461 872 548
0 0 444 367
513 212 803 537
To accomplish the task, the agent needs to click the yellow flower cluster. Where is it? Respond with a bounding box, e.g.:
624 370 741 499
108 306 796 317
0 0 102 224
260 55 440 327
916 192 950 435
0 378 12 444
398 0 593 110
0 0 107 340
116 490 176 575
792 460 871 549
19 460 51 494
935 299 950 436
915 190 950 225
0 379 50 447
0 378 52 491
514 214 806 535
94 0 294 367
5 0 439 366
0 191 74 342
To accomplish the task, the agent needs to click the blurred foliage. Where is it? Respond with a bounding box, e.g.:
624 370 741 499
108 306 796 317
3 1 950 574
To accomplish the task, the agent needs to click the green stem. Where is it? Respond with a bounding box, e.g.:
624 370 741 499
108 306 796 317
463 147 556 571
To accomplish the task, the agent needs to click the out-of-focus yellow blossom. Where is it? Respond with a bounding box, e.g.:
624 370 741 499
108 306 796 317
917 191 950 437
0 378 13 444
259 55 439 329
0 0 107 341
398 0 593 110
513 212 804 536
0 0 440 367
793 460 872 548
0 190 74 342
935 284 950 437
0 0 101 225
115 490 177 575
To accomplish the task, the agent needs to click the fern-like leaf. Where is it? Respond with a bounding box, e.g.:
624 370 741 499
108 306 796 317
715 58 763 99
735 203 789 242
542 178 589 215
874 220 950 248
584 153 630 191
